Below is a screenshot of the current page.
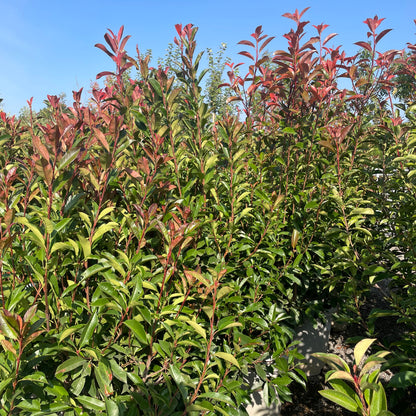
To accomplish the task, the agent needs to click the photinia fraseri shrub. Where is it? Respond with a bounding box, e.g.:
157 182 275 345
221 9 413 327
1 10 416 415
0 22 308 415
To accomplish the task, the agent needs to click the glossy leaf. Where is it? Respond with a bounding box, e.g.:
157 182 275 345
56 357 86 375
79 311 99 348
354 338 376 367
124 319 148 344
318 390 360 412
214 352 240 368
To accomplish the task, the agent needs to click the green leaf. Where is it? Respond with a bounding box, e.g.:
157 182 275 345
77 395 106 411
79 311 99 348
5 286 25 312
388 371 416 388
92 222 118 243
71 375 86 396
199 391 235 406
349 208 374 216
148 78 162 97
79 212 92 229
214 352 240 368
327 370 355 384
105 398 119 416
57 148 79 171
205 154 218 171
235 207 253 224
354 338 376 367
312 353 350 372
16 218 46 250
187 402 215 413
318 390 360 412
185 319 206 340
124 319 148 344
59 324 85 343
77 234 91 259
283 127 297 134
169 364 188 401
15 398 41 411
110 359 127 384
131 106 147 124
216 285 233 300
98 282 127 309
0 377 13 396
95 361 114 397
43 218 55 234
81 264 110 280
50 241 76 254
217 316 241 332
305 200 319 210
21 371 47 384
369 382 387 416
0 310 18 340
56 357 86 375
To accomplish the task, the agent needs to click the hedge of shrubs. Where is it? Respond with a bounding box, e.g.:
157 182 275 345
0 9 416 415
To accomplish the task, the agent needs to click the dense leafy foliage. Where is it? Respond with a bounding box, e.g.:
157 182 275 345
0 9 416 415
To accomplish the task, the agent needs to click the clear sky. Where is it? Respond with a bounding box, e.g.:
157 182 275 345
1 0 415 116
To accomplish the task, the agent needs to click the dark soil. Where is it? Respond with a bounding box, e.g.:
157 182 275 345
280 372 354 415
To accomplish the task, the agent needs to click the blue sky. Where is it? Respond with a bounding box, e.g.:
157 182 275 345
1 0 415 116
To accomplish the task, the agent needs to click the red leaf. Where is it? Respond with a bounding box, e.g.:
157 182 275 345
364 16 385 34
226 96 243 103
355 78 369 87
282 7 310 23
125 168 141 179
239 51 254 60
251 26 263 40
238 40 255 48
41 159 53 186
96 71 115 80
0 339 16 356
3 209 14 229
175 24 183 37
323 33 338 46
104 32 117 54
117 25 124 43
23 305 37 323
313 23 329 35
47 95 60 109
5 166 17 184
375 28 392 45
247 83 259 96
259 36 275 53
72 88 83 103
93 127 110 152
95 43 115 59
32 135 50 161
120 34 131 52
299 7 310 20
354 41 372 52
